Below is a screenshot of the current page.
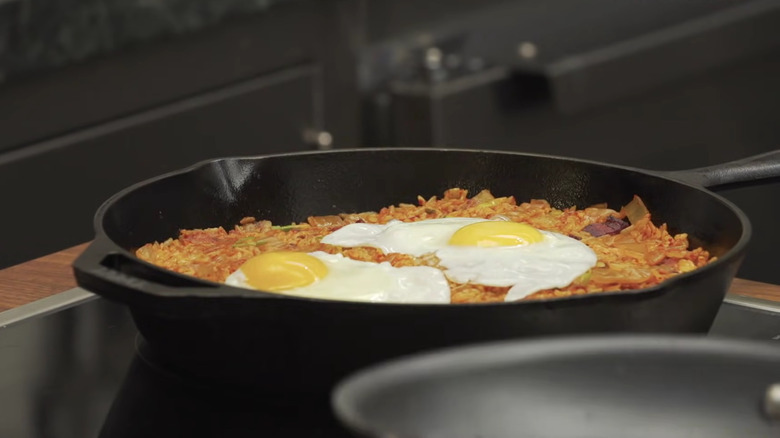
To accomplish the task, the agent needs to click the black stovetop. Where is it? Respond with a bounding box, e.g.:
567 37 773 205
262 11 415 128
1 293 779 438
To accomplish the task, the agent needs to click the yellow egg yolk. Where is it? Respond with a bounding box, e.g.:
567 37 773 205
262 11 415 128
239 252 328 291
448 221 544 247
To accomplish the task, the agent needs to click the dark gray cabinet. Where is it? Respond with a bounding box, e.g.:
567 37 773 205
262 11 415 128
0 0 360 268
0 66 324 267
358 0 780 284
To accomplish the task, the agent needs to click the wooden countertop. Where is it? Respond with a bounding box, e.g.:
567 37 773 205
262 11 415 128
0 243 779 312
0 243 90 311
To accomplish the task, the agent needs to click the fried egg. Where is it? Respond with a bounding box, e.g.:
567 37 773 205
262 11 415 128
322 218 598 301
225 251 450 304
320 218 486 256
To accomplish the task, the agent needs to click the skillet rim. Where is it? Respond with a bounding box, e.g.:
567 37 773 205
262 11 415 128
83 147 752 307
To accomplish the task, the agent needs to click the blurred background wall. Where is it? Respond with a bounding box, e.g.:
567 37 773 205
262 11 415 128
0 0 778 283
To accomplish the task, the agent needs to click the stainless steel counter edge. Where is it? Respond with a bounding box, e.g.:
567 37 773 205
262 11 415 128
0 289 777 329
0 288 96 328
724 293 780 313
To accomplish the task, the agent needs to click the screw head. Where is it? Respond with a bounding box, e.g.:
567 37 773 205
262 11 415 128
303 129 334 150
765 383 780 420
518 42 538 59
424 47 443 70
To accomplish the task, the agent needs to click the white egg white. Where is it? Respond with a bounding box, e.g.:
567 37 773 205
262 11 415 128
436 231 597 301
320 217 486 256
225 251 451 304
321 218 598 302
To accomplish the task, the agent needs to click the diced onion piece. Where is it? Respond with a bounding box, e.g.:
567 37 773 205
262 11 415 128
612 241 648 255
307 215 345 227
678 259 696 273
645 251 666 266
471 189 495 204
621 195 650 225
590 267 653 285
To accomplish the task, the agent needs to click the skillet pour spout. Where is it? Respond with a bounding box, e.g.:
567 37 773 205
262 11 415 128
73 148 780 394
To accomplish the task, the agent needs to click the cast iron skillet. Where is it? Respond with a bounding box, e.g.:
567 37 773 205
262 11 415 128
72 148 780 397
331 335 780 438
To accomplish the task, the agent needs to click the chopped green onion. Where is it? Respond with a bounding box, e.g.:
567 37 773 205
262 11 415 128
574 270 592 285
272 224 298 232
232 237 269 248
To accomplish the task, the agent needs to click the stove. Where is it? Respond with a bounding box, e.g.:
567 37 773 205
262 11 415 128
1 290 779 438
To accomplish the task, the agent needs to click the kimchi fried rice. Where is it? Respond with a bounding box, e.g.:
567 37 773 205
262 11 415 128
135 188 714 303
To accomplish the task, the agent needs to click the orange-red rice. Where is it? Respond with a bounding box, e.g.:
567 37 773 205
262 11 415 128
135 188 713 303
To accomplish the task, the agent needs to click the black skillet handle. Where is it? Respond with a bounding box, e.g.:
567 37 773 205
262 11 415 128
72 238 221 305
660 150 780 189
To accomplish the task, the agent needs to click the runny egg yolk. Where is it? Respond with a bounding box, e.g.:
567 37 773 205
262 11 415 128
448 221 544 247
238 251 328 291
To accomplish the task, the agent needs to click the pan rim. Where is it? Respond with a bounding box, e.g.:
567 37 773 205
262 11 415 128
330 334 780 437
85 147 752 306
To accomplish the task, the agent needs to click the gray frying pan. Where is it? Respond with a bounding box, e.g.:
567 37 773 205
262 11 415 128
332 336 780 438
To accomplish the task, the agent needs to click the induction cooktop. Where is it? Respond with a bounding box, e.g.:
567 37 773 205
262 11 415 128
0 290 778 438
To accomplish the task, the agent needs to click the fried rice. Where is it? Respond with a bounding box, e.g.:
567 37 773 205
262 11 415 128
135 188 714 303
